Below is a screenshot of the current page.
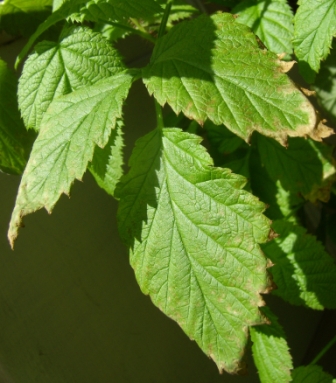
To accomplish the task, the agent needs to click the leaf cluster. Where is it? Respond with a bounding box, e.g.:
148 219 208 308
1 0 336 381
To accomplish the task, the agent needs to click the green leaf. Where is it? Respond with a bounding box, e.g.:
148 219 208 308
143 13 317 144
257 134 335 198
249 148 303 221
314 40 336 125
204 120 246 155
0 0 52 37
292 365 335 383
0 58 34 175
93 21 129 42
261 220 336 310
14 0 86 68
116 128 271 373
8 71 135 247
293 0 336 83
68 0 163 23
233 0 294 56
250 306 293 383
18 26 124 130
89 120 124 196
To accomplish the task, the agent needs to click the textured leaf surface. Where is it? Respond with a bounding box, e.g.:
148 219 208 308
19 26 124 130
293 0 336 83
250 307 293 383
8 72 134 247
68 0 163 23
0 59 33 175
233 0 294 56
89 120 124 196
257 135 335 197
14 0 85 68
0 0 52 37
292 365 335 383
314 41 336 125
116 128 271 373
143 13 316 144
262 220 336 310
249 148 303 221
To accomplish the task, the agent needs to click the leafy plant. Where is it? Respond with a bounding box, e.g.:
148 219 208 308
1 0 336 381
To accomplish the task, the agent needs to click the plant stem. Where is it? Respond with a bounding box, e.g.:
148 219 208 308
158 0 174 39
155 1 173 129
103 20 156 44
155 100 164 130
311 335 336 365
130 18 148 34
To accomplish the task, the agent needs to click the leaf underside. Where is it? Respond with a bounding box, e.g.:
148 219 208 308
293 0 336 83
8 72 134 247
262 220 336 310
143 13 316 144
116 128 271 373
18 26 124 131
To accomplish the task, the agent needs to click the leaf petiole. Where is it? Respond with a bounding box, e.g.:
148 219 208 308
157 0 174 39
310 335 336 365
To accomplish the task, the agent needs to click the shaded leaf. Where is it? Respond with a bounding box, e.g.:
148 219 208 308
0 58 34 175
204 120 246 155
250 306 293 383
0 0 52 37
18 26 124 130
257 134 335 198
262 220 336 310
233 0 294 56
143 13 317 144
292 365 335 383
89 120 124 196
68 0 163 23
293 0 336 83
249 148 303 222
116 128 271 373
314 40 336 126
8 71 135 247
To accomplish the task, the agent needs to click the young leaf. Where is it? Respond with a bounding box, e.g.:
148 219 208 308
262 220 336 310
116 128 271 374
233 0 294 56
257 134 335 198
8 71 135 247
0 0 52 37
143 13 318 144
18 26 124 130
89 120 124 197
293 0 336 83
0 59 33 175
292 365 336 383
250 306 293 383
